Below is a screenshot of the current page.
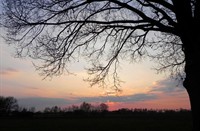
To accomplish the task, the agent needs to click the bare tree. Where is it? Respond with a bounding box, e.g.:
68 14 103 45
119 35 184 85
80 102 92 112
1 0 199 130
0 96 19 113
99 103 109 112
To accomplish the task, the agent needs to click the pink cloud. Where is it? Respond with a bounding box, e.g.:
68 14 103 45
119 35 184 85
0 68 19 76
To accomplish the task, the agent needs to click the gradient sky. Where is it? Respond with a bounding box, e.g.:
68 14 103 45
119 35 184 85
0 33 190 111
0 0 190 111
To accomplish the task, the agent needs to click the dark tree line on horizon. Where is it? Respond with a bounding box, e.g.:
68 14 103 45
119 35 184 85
0 96 109 115
0 96 191 118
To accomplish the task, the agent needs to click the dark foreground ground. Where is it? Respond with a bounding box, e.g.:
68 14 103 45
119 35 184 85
0 111 192 131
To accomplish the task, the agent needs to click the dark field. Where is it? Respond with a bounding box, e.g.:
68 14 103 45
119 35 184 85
0 112 192 131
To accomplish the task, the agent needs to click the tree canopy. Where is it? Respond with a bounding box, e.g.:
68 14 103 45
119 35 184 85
0 0 187 89
0 96 18 113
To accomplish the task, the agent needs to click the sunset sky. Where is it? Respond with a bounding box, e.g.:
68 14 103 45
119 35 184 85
0 33 190 111
0 0 190 111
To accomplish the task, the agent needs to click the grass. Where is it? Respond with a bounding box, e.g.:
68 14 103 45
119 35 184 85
0 114 192 131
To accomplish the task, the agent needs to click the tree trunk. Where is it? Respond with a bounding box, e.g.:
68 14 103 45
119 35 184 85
182 34 200 131
184 79 200 131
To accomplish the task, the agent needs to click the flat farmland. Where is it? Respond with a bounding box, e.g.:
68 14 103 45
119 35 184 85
0 113 192 131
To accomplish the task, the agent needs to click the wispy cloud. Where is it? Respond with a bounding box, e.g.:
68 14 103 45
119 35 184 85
0 68 19 76
75 93 157 103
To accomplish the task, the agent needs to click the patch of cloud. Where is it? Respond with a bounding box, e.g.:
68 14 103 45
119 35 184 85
150 77 185 94
30 87 39 90
18 97 73 110
1 80 38 90
17 93 157 110
76 93 157 103
0 68 19 76
101 90 120 96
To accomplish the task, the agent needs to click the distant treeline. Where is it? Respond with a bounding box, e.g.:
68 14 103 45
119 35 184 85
0 96 191 118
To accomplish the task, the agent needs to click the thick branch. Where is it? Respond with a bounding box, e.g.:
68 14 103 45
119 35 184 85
146 0 175 12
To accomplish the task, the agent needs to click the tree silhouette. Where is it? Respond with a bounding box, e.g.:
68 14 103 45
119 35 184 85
0 96 18 114
80 102 92 112
0 0 199 130
99 103 109 112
